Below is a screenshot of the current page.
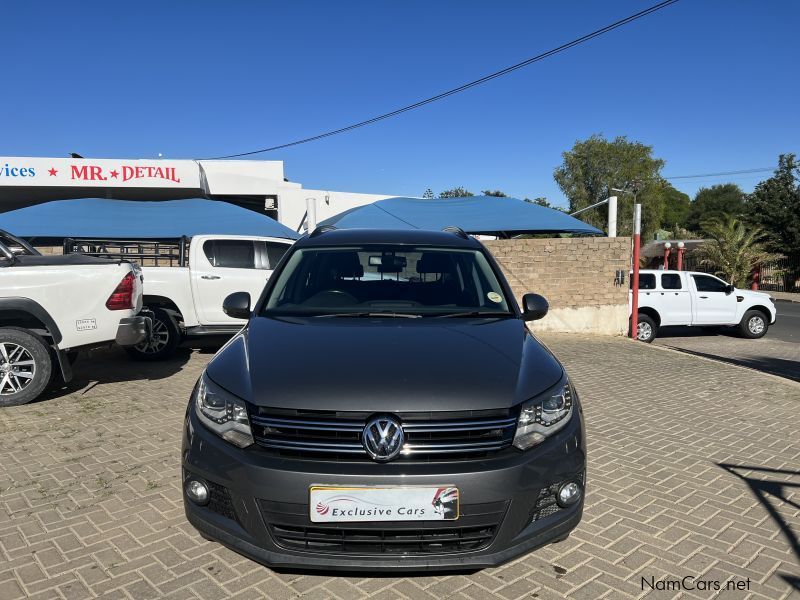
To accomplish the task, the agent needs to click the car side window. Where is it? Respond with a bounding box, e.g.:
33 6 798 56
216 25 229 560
635 274 656 290
692 274 727 292
661 274 682 290
265 242 289 269
203 240 256 269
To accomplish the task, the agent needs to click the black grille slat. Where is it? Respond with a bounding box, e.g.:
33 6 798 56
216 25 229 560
250 407 516 461
261 499 507 555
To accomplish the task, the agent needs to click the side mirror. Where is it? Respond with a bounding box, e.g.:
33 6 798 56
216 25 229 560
223 292 251 320
725 284 735 295
521 293 549 321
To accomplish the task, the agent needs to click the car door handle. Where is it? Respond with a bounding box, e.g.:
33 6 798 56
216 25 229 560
699 295 708 299
201 275 221 280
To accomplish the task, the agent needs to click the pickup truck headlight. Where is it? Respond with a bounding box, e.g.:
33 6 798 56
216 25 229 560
194 372 253 448
513 376 574 450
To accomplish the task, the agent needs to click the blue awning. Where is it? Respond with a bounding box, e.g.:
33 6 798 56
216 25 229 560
0 198 299 240
318 196 602 236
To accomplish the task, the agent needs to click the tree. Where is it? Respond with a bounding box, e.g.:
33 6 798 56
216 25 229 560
422 188 434 199
524 197 565 212
481 190 507 197
685 183 746 232
747 154 800 257
660 184 691 230
439 187 474 198
692 216 779 287
553 134 666 239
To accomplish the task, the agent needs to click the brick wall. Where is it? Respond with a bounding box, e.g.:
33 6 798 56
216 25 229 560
483 237 631 335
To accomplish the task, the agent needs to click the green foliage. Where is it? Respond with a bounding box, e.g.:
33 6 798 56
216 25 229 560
661 185 691 229
481 190 507 197
692 216 779 287
422 188 434 199
553 134 666 239
746 154 800 257
524 197 565 212
686 183 746 231
439 187 474 198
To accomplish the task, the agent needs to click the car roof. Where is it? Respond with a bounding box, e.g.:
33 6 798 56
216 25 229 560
293 228 482 249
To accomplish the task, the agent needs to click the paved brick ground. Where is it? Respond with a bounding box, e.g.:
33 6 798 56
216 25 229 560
654 329 800 383
0 335 798 599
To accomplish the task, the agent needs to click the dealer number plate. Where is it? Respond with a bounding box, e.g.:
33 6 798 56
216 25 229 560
309 486 459 523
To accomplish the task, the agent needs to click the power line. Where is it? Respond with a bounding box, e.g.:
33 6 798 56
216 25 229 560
665 167 775 180
202 0 680 160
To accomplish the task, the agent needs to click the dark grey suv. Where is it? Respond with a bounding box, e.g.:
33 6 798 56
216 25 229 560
182 227 586 571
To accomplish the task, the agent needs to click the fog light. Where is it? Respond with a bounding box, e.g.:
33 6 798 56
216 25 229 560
186 479 210 505
557 481 582 507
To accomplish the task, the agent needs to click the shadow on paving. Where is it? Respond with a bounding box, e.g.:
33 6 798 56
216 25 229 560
718 464 800 592
35 335 232 404
660 346 800 382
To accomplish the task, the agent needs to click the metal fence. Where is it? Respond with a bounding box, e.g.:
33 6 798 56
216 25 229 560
683 255 800 292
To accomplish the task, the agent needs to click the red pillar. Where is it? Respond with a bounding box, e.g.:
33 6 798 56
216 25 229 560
663 243 672 270
677 242 684 270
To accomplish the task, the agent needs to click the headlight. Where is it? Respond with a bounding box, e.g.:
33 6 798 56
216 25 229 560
194 372 254 448
513 377 574 450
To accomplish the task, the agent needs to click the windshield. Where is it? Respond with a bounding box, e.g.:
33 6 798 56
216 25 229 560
261 245 512 317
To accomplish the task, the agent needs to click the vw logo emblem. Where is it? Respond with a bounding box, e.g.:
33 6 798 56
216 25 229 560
362 416 405 462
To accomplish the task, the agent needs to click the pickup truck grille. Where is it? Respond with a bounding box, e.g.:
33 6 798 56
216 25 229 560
249 407 517 461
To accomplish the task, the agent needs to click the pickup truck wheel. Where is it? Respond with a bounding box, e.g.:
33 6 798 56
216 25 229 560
636 314 657 343
0 328 53 407
125 308 180 361
739 310 769 339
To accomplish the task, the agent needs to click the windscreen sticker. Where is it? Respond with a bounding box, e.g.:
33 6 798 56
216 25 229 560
487 292 502 304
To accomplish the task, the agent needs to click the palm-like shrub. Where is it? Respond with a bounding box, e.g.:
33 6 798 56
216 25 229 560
693 216 779 287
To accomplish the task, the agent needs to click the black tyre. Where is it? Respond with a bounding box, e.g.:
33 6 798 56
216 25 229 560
636 313 658 343
739 309 769 339
0 327 53 407
125 308 181 361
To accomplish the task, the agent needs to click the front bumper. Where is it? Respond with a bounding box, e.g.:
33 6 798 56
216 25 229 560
115 315 151 346
181 403 587 572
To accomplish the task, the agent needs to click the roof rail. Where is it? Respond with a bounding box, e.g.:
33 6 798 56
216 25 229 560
442 226 469 239
309 224 338 237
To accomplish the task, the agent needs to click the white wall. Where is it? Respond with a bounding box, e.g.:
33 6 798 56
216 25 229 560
277 188 395 232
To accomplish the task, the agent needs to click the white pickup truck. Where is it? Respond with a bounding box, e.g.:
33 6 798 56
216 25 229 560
634 269 777 343
64 234 294 359
0 229 149 406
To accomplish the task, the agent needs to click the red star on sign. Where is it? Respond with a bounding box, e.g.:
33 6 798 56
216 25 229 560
109 170 119 178
48 167 58 176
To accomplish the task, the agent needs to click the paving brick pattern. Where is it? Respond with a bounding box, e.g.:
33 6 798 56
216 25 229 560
654 331 800 383
0 335 798 599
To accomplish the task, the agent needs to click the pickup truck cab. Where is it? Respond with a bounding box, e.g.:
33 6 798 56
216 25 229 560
634 269 777 343
65 234 294 359
0 229 149 406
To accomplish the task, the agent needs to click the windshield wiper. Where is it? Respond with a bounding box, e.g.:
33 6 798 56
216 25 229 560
314 312 422 319
432 311 514 318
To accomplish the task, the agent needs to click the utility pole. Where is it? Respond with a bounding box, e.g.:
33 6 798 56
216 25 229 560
612 181 642 339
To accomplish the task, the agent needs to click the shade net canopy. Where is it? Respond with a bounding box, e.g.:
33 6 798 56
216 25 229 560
0 198 299 240
318 196 603 236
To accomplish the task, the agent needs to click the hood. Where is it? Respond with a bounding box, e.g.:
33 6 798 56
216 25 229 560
206 316 564 412
735 288 773 302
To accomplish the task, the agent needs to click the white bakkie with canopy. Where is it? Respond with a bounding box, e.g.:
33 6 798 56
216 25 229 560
633 269 777 343
65 234 294 360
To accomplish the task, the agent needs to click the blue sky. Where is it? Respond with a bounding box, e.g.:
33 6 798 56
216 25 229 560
2 1 797 208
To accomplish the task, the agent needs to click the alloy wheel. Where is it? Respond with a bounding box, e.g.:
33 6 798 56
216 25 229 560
0 342 36 395
134 319 170 354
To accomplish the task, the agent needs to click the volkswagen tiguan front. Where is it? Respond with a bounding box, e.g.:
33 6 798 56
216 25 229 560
182 227 586 571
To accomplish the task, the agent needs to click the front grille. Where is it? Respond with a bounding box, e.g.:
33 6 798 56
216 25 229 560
261 499 507 555
249 407 517 461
